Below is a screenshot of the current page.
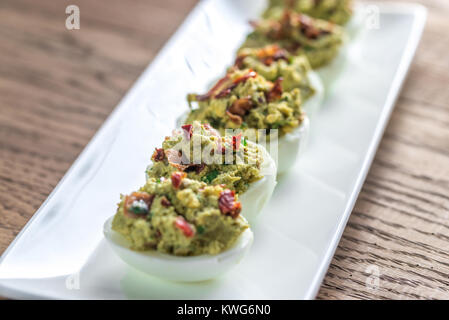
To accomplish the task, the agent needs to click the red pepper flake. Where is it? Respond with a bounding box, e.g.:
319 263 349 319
124 192 155 219
181 124 193 140
218 190 242 219
161 197 171 207
174 216 195 237
171 171 187 189
232 133 242 151
266 77 284 102
151 148 165 162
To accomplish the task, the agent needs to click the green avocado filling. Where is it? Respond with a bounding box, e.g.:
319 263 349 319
185 69 305 138
264 0 353 26
234 45 315 99
112 176 248 255
241 10 345 69
147 121 263 194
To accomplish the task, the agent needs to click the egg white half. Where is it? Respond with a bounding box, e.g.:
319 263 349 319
346 5 368 42
104 216 253 282
238 141 277 224
265 116 310 176
316 40 349 91
303 71 325 119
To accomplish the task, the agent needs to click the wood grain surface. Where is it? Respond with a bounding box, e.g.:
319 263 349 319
0 0 448 300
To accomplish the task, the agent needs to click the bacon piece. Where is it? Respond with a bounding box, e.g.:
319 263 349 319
249 20 259 28
195 75 232 101
165 149 189 171
271 48 289 62
203 124 221 137
171 171 187 189
215 70 257 98
258 45 287 61
194 163 206 174
226 110 243 126
228 97 254 117
232 133 242 152
286 0 295 8
285 41 302 54
298 13 325 39
197 70 257 101
232 70 257 86
266 78 284 102
236 46 289 68
161 197 171 207
124 192 155 219
215 84 237 99
174 216 195 237
184 163 206 174
234 55 246 69
181 124 193 140
218 190 242 219
151 148 165 162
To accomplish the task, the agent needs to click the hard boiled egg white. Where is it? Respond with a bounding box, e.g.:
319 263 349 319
103 216 254 282
316 40 349 91
238 141 277 224
267 116 310 175
303 71 325 119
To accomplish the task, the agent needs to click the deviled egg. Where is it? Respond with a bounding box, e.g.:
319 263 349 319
146 121 277 223
263 0 353 27
182 69 309 174
263 0 363 41
104 174 253 282
241 10 346 88
233 44 324 117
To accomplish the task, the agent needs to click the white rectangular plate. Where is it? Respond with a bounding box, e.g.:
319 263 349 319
0 1 426 299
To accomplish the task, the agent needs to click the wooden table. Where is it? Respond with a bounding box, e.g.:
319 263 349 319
0 0 448 300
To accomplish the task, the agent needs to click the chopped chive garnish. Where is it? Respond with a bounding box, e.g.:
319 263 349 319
202 169 219 183
197 225 206 234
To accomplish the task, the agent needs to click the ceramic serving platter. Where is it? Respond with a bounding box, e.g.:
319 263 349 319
0 1 426 299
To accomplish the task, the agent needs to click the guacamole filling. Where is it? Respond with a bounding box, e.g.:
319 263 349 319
147 121 263 194
185 69 305 139
112 173 249 255
241 10 344 69
234 44 315 99
264 0 353 26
